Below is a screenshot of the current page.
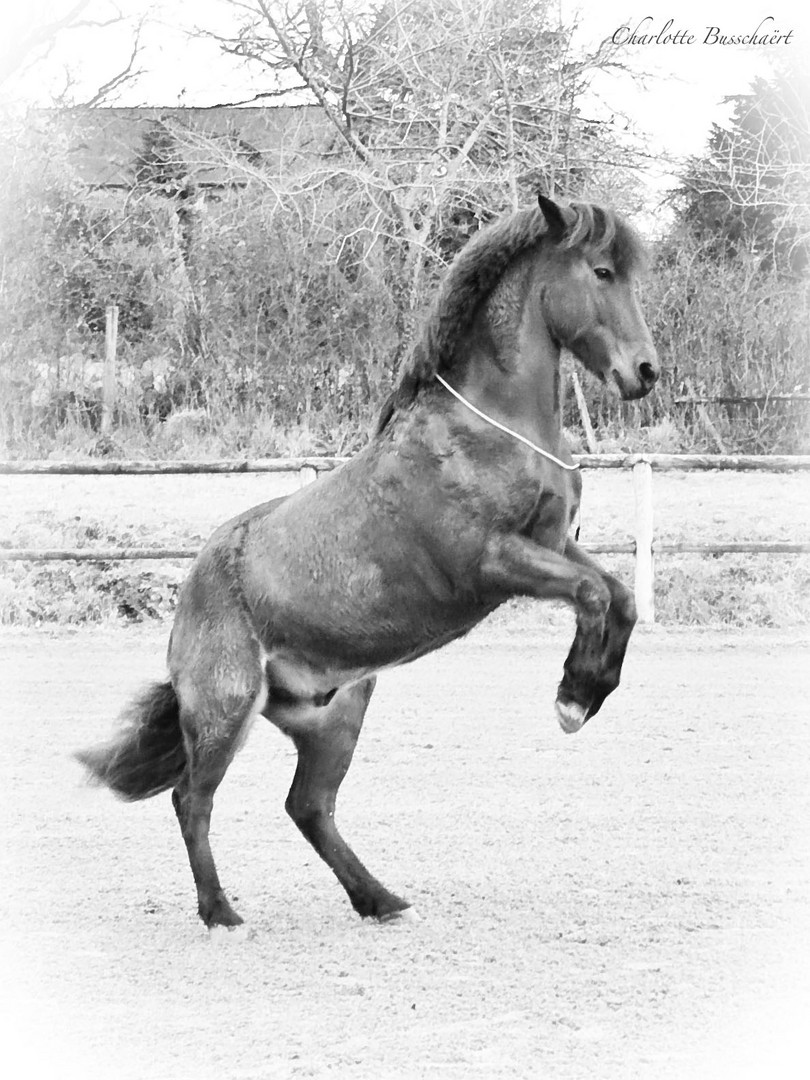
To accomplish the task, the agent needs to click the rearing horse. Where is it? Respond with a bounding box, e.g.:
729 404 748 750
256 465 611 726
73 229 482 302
78 195 659 930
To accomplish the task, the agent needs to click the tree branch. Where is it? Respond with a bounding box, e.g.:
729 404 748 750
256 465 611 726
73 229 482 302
81 22 145 107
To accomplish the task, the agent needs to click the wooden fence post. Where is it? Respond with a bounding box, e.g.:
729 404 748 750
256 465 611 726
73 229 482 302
298 465 318 487
101 305 119 436
570 370 598 453
633 459 655 624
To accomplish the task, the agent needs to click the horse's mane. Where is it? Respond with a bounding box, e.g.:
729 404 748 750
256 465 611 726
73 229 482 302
376 199 647 432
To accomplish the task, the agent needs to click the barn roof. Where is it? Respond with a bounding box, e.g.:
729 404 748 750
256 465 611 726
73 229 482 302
36 105 329 188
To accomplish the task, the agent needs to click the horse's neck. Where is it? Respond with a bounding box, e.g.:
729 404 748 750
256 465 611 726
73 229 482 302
454 266 563 448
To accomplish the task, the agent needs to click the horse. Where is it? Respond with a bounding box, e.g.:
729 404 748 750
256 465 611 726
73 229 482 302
77 194 660 931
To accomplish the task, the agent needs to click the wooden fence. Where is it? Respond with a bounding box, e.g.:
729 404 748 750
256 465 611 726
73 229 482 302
2 454 809 624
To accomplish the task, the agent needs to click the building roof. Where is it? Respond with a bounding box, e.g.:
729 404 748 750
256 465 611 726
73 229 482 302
37 105 328 187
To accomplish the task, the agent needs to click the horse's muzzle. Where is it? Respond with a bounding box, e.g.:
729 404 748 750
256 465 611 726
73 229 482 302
638 360 659 391
614 355 660 400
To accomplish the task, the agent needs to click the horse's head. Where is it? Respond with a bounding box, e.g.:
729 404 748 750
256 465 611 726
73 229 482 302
537 195 659 401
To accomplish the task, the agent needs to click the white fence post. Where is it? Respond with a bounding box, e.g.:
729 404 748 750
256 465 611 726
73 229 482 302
633 459 655 624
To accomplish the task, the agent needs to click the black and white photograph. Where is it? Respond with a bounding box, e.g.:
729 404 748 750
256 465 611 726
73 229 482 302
1 1 808 1076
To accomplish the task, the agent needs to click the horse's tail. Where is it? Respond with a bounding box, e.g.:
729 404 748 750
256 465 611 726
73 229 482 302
76 681 186 801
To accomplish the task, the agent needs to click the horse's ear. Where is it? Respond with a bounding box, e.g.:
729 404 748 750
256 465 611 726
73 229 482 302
537 194 571 243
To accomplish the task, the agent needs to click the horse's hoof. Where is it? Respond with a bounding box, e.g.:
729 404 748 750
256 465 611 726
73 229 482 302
208 923 254 943
377 906 419 924
556 699 588 734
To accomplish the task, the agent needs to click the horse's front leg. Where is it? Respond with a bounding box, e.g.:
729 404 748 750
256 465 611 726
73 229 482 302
558 538 637 722
480 534 634 732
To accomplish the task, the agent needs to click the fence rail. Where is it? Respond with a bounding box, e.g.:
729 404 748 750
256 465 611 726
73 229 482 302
3 454 809 624
3 453 810 475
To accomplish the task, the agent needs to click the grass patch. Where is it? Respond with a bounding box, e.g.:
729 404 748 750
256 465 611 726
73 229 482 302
654 553 810 628
0 512 191 625
0 561 185 625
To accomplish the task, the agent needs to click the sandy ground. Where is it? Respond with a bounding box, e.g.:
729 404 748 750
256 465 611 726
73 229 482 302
2 622 809 1080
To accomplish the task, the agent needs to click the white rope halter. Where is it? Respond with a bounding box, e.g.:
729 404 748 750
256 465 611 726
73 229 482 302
435 373 580 472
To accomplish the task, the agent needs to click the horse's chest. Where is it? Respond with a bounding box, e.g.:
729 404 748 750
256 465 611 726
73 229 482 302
525 473 581 551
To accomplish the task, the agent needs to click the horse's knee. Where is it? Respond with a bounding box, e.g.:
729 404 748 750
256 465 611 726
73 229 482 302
611 584 637 629
574 575 611 620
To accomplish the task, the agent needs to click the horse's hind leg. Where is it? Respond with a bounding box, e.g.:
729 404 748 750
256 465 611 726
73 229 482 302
171 708 252 929
170 622 263 929
278 677 410 920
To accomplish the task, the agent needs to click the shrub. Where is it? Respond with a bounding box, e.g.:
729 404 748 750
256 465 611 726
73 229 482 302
1 114 807 456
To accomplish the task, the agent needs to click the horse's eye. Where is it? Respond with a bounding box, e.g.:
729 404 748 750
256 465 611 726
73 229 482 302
594 267 613 282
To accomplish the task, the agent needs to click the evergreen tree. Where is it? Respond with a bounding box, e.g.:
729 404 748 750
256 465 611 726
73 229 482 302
673 63 810 274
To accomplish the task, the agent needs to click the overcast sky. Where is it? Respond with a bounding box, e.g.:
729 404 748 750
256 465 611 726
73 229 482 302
2 0 806 190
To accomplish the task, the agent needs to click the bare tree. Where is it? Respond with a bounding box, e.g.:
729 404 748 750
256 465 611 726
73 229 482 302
201 0 637 350
80 22 145 108
0 2 139 88
1 2 91 84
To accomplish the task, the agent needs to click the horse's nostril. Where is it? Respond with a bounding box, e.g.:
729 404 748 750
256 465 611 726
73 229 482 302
639 361 658 386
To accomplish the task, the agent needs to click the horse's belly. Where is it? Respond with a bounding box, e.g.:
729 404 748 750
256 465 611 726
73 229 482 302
260 601 486 718
263 647 373 702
